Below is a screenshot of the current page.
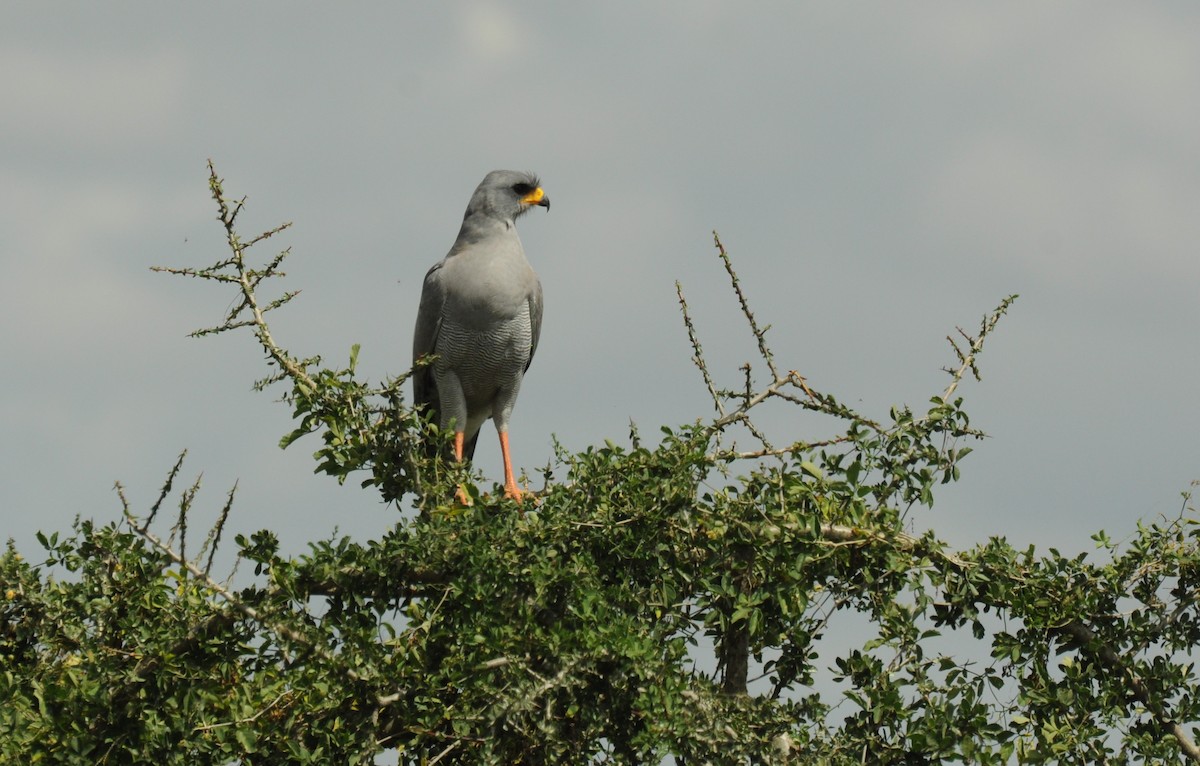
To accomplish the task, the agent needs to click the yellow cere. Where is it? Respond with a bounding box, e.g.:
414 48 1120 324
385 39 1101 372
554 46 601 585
522 187 545 205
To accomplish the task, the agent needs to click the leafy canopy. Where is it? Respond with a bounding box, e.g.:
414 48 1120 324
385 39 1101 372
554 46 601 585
3 164 1199 764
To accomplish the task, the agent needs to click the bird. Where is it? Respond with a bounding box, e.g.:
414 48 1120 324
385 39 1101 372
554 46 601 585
412 170 549 504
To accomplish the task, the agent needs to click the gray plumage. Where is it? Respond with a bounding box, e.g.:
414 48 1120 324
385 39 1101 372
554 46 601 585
413 170 548 484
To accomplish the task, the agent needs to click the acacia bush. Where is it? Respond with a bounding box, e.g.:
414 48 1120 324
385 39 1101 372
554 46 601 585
2 164 1199 764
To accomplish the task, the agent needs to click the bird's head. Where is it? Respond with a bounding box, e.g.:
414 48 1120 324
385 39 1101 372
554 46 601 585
465 170 550 223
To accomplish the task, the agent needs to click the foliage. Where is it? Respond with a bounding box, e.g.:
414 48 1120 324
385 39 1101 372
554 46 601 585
3 163 1200 764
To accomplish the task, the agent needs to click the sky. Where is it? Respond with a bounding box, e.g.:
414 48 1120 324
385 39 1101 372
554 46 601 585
2 3 1199 571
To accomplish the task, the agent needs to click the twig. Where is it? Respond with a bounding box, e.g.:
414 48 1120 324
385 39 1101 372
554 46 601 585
427 741 460 765
1059 621 1200 761
131 514 310 650
144 450 188 533
713 231 779 381
707 436 852 462
193 690 291 732
676 281 724 417
172 473 202 570
941 295 1018 404
127 503 420 708
200 481 237 578
709 371 808 432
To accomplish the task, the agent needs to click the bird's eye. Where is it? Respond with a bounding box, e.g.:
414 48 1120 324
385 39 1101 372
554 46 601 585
512 183 534 196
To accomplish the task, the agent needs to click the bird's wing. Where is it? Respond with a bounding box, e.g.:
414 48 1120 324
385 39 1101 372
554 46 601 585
412 260 445 416
526 276 543 374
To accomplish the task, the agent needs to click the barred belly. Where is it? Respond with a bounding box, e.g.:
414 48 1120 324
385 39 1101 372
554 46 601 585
434 303 533 431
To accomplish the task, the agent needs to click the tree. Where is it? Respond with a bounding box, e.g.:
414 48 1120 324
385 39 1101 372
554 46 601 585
3 163 1200 764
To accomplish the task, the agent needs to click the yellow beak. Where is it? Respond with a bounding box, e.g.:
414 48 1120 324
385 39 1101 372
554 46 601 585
521 187 547 207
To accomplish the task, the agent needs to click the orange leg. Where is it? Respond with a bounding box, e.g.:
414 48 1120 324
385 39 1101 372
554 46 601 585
453 432 472 506
498 431 523 504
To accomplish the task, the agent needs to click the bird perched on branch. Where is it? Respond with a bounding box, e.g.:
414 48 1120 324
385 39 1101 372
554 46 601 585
413 170 549 504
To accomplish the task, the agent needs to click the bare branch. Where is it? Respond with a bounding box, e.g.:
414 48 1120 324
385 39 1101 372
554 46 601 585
713 231 779 381
171 473 202 570
708 371 810 432
199 480 236 578
940 295 1018 404
676 281 724 417
145 450 188 533
243 222 293 250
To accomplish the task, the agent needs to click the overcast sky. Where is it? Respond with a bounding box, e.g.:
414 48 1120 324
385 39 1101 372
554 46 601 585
3 4 1198 567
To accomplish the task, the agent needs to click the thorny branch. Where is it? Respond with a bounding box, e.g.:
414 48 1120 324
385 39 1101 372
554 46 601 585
116 473 407 708
676 281 724 418
713 231 779 381
153 160 422 505
942 295 1018 404
151 160 314 392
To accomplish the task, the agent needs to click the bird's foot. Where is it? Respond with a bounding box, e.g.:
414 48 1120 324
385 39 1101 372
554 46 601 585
505 482 540 511
504 484 523 504
454 485 473 506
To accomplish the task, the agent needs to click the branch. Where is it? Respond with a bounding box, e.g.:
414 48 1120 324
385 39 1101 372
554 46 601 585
811 516 1200 761
676 281 724 418
941 295 1018 404
192 690 292 733
151 160 313 392
681 236 888 458
713 231 779 381
708 370 811 432
121 507 414 707
1058 621 1200 761
706 436 853 462
126 512 325 663
143 450 188 533
154 162 425 503
200 481 236 578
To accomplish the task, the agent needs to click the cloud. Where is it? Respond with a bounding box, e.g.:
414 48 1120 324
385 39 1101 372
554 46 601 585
908 6 1200 288
456 2 529 68
0 173 202 358
919 128 1200 289
0 45 185 149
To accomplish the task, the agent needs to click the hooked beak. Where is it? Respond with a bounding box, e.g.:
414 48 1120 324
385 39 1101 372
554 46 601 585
521 187 550 211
